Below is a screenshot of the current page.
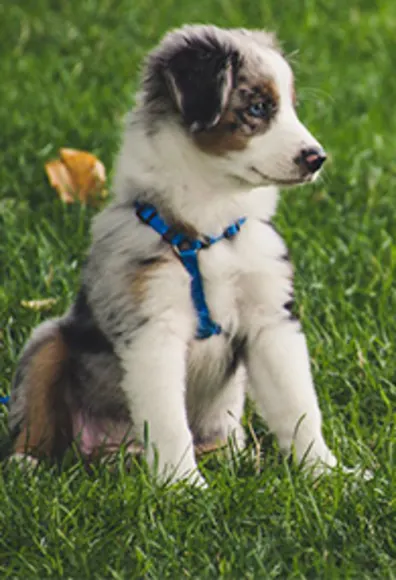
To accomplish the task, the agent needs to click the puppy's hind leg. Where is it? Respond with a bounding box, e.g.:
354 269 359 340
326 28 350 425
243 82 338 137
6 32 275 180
9 322 73 463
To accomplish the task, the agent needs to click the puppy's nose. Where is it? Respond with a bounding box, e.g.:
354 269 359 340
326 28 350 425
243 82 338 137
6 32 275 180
294 147 327 174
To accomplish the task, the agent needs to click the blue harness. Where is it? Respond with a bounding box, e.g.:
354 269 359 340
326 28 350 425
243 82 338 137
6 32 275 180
135 201 246 340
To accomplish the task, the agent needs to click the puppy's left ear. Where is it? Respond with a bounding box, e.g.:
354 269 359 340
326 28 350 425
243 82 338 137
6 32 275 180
162 32 238 132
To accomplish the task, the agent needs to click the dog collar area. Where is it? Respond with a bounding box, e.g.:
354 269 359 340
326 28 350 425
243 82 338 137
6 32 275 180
134 201 246 340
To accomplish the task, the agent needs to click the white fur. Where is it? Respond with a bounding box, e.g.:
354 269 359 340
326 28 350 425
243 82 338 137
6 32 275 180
112 30 341 484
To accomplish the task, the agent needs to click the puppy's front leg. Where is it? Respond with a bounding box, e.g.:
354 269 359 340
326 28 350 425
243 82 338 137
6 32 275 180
119 322 204 486
247 321 337 472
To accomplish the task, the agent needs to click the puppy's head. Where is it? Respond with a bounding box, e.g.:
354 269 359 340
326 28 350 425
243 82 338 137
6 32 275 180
142 25 326 187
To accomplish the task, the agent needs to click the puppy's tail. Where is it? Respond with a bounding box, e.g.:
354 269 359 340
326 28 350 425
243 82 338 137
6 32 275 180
7 320 73 461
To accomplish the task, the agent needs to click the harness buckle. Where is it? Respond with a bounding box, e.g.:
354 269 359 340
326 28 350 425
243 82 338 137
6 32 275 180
135 203 157 225
162 227 183 245
224 223 241 239
198 235 212 248
172 238 198 257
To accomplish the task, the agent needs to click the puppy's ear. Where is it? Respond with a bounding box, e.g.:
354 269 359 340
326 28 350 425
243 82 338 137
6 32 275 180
163 34 238 132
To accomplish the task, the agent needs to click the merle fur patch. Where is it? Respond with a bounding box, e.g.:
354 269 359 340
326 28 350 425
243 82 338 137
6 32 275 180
143 27 241 130
225 335 246 379
61 288 114 354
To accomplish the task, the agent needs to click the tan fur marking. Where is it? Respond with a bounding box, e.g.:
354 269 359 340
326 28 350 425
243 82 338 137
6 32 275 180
170 219 199 240
194 108 250 154
194 77 280 155
14 333 70 458
131 258 170 303
131 215 200 303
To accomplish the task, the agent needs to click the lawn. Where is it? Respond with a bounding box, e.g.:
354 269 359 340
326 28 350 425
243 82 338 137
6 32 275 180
0 0 395 577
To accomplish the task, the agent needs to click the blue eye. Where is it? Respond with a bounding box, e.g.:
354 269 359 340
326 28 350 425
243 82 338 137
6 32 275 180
248 101 273 119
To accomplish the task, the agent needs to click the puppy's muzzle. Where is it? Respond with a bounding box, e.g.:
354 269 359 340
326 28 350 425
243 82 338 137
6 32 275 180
294 147 327 175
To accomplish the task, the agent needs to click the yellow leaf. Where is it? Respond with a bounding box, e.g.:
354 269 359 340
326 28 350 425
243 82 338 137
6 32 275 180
45 148 107 206
45 159 75 203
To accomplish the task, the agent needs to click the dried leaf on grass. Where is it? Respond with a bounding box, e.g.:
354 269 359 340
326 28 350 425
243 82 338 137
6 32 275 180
194 440 228 456
20 298 58 311
45 148 107 206
45 159 76 203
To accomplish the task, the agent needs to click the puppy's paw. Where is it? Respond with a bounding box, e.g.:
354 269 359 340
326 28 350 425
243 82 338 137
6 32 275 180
161 462 208 489
299 448 337 478
341 465 374 481
188 471 208 489
171 469 208 489
307 459 374 485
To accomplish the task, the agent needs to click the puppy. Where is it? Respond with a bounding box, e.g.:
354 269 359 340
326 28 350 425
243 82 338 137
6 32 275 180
9 24 341 485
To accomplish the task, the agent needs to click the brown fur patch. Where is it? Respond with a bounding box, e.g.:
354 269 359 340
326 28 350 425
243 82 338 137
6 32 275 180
170 219 199 240
131 257 170 303
131 213 203 303
194 76 280 155
13 332 71 458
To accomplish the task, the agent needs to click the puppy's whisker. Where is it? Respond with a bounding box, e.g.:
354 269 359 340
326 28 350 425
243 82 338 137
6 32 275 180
284 48 301 64
298 87 335 105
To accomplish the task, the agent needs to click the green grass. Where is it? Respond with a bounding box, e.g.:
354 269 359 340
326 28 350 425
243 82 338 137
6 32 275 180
0 0 396 577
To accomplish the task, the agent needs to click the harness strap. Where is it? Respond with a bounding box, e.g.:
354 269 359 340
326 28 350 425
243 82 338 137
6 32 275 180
134 201 246 340
176 247 221 339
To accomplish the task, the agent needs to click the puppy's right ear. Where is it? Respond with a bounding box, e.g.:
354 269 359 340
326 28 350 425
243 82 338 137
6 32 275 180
146 28 239 132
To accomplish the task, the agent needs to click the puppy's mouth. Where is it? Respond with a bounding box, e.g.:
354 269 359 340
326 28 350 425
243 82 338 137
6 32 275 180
250 167 314 186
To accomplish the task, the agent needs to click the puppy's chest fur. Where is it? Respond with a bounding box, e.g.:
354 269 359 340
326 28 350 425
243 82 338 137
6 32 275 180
178 219 293 379
84 213 293 406
193 218 291 325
